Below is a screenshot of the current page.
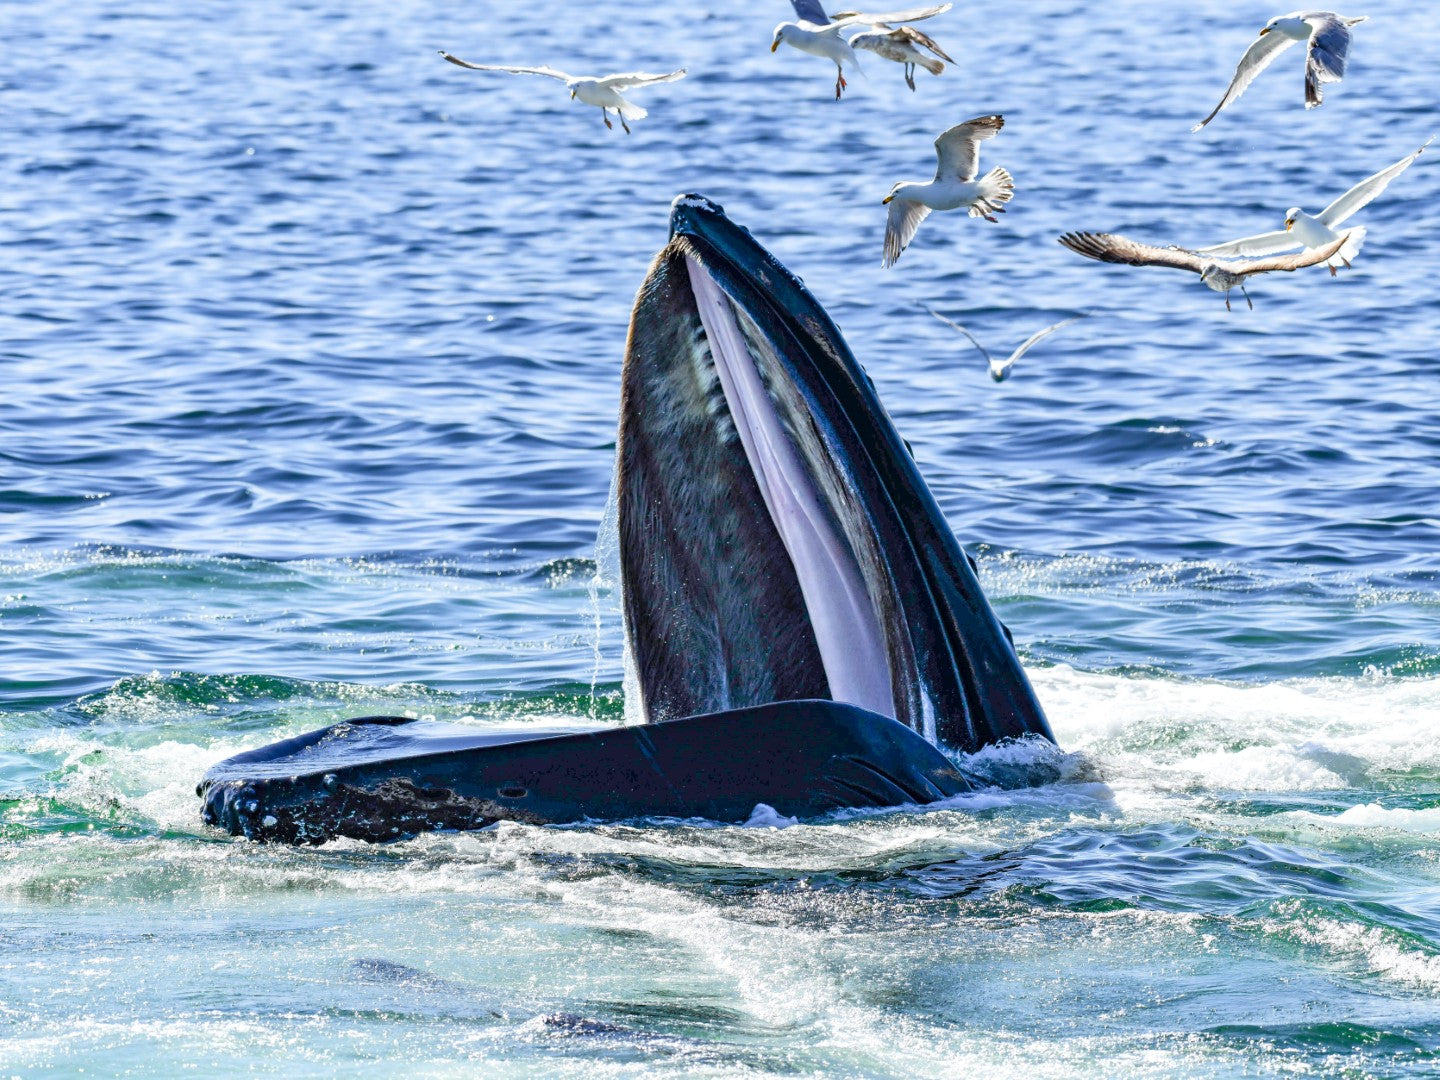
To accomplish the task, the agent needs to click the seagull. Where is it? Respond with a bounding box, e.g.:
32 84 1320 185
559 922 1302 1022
923 305 1086 382
1193 11 1367 131
771 2 951 99
438 53 686 133
1057 231 1347 311
881 115 1013 269
1196 136 1433 274
842 16 954 90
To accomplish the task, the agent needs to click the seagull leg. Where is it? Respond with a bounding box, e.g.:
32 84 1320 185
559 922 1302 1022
620 113 631 134
905 63 916 91
834 64 847 99
1242 284 1253 311
601 109 612 131
1225 292 1232 313
1329 263 1338 278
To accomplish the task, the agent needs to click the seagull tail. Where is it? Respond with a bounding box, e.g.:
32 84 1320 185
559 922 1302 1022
916 55 944 77
968 167 1014 219
1331 226 1366 269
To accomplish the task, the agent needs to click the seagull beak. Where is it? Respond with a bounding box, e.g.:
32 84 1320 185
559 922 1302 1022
1285 219 1294 231
771 40 780 52
570 88 577 98
882 195 894 205
1258 26 1271 35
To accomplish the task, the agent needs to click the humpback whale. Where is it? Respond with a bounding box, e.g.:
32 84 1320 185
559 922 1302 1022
199 195 1054 843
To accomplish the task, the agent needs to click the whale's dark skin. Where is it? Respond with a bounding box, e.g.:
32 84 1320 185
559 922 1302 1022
198 194 1053 843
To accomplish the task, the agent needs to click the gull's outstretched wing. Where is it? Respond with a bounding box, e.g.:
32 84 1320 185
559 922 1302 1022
923 305 992 362
883 200 932 268
1319 136 1434 227
1196 230 1301 259
832 4 952 27
1008 315 1087 365
893 24 954 61
934 114 1003 182
790 0 832 24
1191 30 1300 132
439 54 574 81
1236 234 1348 276
1058 232 1208 274
597 69 687 89
1304 14 1363 107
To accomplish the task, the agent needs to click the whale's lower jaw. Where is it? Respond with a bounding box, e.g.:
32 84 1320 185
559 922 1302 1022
618 196 1054 754
199 702 973 843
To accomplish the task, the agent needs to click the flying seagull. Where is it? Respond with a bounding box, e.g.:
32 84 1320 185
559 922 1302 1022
923 305 1086 382
1197 136 1433 274
771 2 952 99
1057 231 1347 311
841 14 954 90
882 115 1013 269
438 53 686 133
1193 11 1367 131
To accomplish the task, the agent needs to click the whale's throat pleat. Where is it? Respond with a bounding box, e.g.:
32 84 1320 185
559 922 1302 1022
619 251 830 722
685 257 894 720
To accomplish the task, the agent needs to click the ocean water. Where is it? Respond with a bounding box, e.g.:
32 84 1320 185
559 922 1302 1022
2 0 1439 1074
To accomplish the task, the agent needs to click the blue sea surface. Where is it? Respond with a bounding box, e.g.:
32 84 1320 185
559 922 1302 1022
2 0 1439 1075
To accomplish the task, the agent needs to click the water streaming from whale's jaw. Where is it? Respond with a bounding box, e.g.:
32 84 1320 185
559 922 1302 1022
616 196 1053 753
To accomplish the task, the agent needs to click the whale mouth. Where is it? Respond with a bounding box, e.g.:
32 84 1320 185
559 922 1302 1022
617 195 1052 752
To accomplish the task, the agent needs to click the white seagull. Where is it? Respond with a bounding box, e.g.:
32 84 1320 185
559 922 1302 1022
923 305 1086 382
771 2 951 99
1193 11 1367 131
881 115 1013 269
1197 136 1433 274
1058 231 1348 311
438 53 686 133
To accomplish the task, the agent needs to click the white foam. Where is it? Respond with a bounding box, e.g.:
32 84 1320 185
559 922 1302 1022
743 803 798 829
1030 665 1440 795
1307 803 1440 834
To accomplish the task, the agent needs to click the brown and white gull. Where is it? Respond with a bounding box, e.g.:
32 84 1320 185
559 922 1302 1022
842 14 954 90
771 2 951 98
1057 231 1347 311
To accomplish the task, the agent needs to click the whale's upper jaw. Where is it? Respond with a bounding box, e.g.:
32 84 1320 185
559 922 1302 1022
619 194 1053 754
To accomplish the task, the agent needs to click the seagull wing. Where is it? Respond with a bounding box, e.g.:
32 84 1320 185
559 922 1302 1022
1007 315 1087 365
1318 136 1434 227
1304 13 1360 107
439 54 574 81
790 0 832 24
1195 230 1302 259
933 114 1003 182
831 4 952 27
922 305 992 362
883 199 932 268
1191 30 1300 132
1235 234 1349 276
890 24 954 61
597 69 686 89
1058 232 1209 274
